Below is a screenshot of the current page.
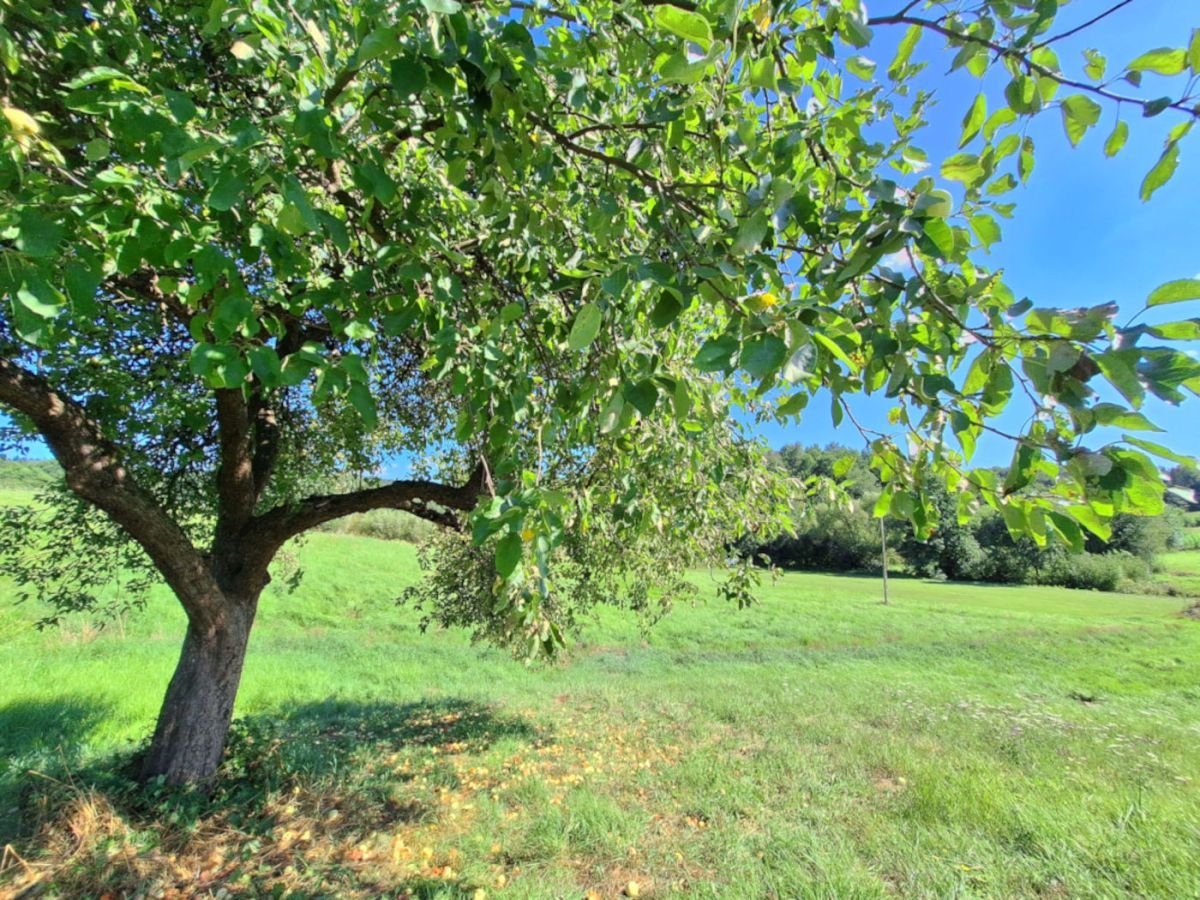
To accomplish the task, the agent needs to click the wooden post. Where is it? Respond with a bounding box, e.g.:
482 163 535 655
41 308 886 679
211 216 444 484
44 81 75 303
880 518 890 606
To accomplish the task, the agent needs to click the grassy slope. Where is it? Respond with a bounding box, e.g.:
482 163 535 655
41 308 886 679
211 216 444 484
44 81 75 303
1 504 1199 896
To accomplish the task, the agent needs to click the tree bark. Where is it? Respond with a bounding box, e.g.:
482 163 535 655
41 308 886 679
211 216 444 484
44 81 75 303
140 593 258 785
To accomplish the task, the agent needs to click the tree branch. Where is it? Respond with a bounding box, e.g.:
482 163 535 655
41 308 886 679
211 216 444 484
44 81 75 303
868 13 1200 119
214 387 257 543
0 357 224 630
250 464 485 549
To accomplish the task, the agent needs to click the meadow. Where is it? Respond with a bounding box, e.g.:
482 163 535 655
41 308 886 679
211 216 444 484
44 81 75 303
2 501 1199 897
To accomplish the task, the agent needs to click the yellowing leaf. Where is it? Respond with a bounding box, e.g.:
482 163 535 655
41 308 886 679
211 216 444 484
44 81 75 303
3 106 40 136
230 40 255 60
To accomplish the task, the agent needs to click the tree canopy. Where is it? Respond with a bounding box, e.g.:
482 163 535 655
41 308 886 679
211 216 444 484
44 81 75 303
1 0 1198 782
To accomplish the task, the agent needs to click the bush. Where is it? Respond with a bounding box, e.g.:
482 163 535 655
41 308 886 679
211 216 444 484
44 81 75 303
1087 511 1183 560
1035 551 1147 593
317 508 435 543
754 501 883 571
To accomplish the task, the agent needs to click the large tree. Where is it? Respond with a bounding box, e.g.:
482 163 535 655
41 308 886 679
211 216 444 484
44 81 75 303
1 0 1197 784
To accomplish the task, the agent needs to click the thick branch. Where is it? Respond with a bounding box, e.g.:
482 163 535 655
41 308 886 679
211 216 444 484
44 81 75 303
0 358 224 630
214 388 256 542
252 464 485 549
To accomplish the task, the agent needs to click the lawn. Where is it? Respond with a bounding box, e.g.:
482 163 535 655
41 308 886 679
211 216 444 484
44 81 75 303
1157 549 1200 596
2 525 1199 897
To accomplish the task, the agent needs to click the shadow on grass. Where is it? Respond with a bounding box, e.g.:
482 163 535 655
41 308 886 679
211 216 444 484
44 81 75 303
2 698 542 896
0 695 114 842
5 697 540 843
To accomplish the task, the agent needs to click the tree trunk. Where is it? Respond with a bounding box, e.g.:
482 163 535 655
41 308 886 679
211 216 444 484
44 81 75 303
140 595 258 785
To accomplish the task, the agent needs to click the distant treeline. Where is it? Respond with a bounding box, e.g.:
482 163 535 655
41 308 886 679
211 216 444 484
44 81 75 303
750 443 1196 594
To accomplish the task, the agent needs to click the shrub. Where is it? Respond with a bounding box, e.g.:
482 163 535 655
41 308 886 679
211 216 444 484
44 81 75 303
754 501 883 572
1087 511 1183 560
317 508 435 543
1035 551 1148 593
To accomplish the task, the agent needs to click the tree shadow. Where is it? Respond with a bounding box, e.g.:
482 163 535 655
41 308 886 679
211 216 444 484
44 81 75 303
4 696 542 847
0 694 114 842
226 696 541 782
2 698 546 896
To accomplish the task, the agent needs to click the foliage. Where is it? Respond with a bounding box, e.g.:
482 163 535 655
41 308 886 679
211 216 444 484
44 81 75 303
0 485 155 627
1087 509 1185 560
754 502 884 571
1035 550 1147 593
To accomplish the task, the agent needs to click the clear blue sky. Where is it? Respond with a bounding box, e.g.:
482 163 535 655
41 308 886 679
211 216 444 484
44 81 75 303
759 2 1200 464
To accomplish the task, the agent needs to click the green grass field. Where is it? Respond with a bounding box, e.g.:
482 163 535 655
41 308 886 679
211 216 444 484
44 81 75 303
2 505 1200 896
1158 549 1200 596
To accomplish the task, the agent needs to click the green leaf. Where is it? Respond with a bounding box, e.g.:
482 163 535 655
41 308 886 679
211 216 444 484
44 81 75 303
652 5 712 48
650 293 683 328
1147 319 1200 340
1060 94 1101 147
747 55 777 90
598 391 625 434
567 302 602 351
1047 512 1084 553
733 213 770 255
1096 349 1144 407
889 25 921 77
922 218 955 258
1190 29 1200 75
969 214 1000 250
846 55 876 80
391 58 427 97
1137 140 1176 201
15 280 64 318
16 211 64 258
64 66 148 93
939 152 983 185
695 334 738 372
495 533 523 578
207 171 246 211
189 343 249 388
1147 279 1200 306
813 333 858 372
623 379 658 416
1123 435 1196 467
1126 47 1186 75
1083 50 1107 81
347 381 378 427
740 333 787 379
84 138 110 161
1104 120 1129 157
1092 403 1163 432
421 0 461 14
1018 137 1035 182
959 94 986 148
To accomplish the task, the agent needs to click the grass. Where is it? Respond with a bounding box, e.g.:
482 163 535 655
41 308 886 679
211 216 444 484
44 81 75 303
1156 549 1200 595
1 505 1199 896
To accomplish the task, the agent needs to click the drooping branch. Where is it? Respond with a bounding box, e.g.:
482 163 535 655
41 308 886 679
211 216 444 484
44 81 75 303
0 357 224 629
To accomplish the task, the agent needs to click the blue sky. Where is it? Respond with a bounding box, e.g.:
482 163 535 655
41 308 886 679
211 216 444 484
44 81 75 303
759 2 1200 464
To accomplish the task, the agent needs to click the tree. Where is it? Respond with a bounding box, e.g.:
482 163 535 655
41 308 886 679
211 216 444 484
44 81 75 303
2 0 1198 784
